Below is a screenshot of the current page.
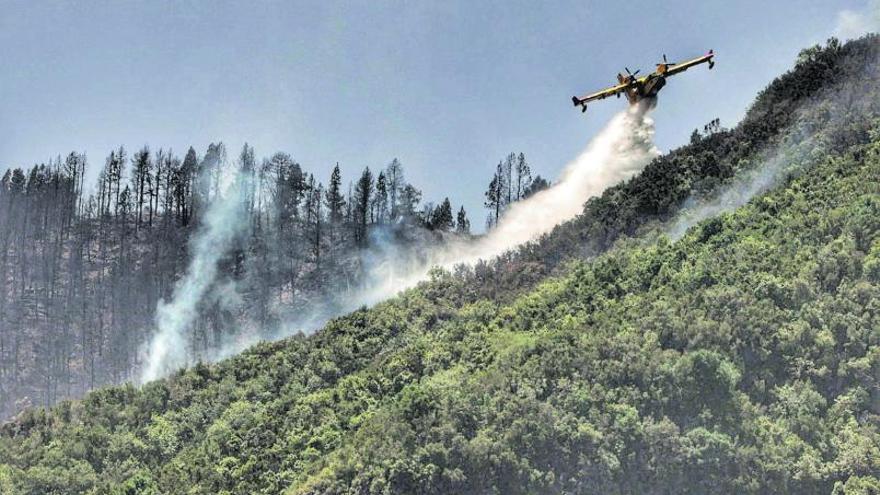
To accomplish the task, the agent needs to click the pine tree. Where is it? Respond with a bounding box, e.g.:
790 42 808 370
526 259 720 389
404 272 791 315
149 148 164 226
385 158 404 220
131 146 152 231
503 153 515 205
484 163 504 228
325 163 346 225
354 167 373 245
373 171 388 224
456 206 470 234
430 197 454 231
238 143 256 219
523 175 550 198
312 181 323 269
514 152 531 201
271 153 304 229
202 142 227 200
179 147 198 224
398 184 422 220
304 174 323 268
109 147 126 217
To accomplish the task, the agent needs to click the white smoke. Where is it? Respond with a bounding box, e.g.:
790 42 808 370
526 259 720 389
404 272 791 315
666 151 790 240
140 168 250 383
834 0 880 40
667 48 880 241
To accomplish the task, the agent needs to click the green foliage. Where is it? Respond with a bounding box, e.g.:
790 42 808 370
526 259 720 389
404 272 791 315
2 35 880 495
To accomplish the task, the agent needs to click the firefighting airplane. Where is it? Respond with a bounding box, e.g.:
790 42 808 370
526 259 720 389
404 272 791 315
572 50 715 113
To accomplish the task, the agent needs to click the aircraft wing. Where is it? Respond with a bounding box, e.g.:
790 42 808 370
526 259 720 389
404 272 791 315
572 82 629 111
664 50 715 77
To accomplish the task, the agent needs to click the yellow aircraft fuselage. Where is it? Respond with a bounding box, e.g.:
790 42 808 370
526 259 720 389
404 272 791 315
572 50 715 113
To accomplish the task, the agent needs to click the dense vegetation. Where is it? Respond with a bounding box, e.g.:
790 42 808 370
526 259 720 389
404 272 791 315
1 36 879 494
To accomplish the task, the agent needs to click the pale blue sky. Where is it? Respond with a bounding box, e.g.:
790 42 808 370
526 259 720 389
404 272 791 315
0 1 873 226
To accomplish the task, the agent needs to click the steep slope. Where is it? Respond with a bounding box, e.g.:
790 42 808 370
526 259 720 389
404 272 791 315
1 36 879 494
0 142 478 420
463 35 880 303
289 139 880 494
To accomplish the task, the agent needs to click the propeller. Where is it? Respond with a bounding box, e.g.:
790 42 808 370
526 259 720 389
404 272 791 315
624 67 640 80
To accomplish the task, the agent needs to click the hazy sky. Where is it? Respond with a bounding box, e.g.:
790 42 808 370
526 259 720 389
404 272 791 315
1 1 875 227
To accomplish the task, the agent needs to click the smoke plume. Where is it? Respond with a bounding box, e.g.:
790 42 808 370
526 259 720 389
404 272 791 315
834 0 880 40
140 169 250 383
666 150 791 240
668 49 880 240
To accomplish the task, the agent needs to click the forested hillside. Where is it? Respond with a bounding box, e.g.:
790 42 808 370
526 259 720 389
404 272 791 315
0 139 500 417
1 35 879 494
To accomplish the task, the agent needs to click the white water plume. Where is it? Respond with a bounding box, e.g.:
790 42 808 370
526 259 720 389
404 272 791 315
277 101 659 333
460 101 658 263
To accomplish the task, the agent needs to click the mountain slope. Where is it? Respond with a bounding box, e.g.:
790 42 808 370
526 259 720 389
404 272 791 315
465 35 880 303
1 36 880 494
290 139 880 494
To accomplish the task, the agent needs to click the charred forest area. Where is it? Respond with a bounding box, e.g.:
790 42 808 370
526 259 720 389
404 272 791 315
0 142 550 418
